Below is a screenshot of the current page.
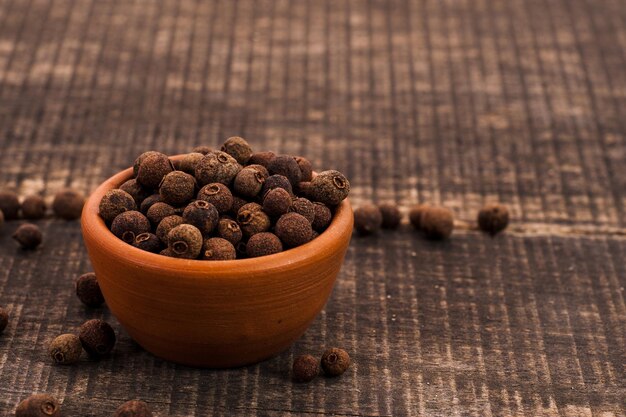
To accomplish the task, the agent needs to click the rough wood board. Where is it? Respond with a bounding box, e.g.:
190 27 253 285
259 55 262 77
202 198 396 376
0 0 624 416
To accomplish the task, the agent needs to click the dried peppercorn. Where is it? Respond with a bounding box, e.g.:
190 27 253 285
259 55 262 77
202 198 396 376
139 194 163 214
194 151 241 186
248 151 276 168
99 189 137 223
52 188 85 220
159 171 196 206
133 233 161 253
0 189 20 219
246 164 270 179
292 354 319 382
192 145 212 155
312 202 332 232
268 154 302 187
217 218 243 245
75 272 104 307
378 202 401 229
182 200 219 236
230 196 248 217
136 152 174 189
13 223 43 249
0 306 8 334
167 224 203 259
294 156 313 182
246 232 283 258
197 183 233 214
155 215 184 244
309 170 350 206
21 195 46 220
233 166 265 198
110 211 151 244
262 188 292 217
113 400 153 417
275 212 313 248
408 204 427 230
179 152 205 175
354 204 383 235
119 179 151 206
202 237 236 260
146 202 176 225
420 206 454 239
477 203 509 235
133 151 161 177
221 136 253 165
321 347 350 376
49 334 82 365
290 197 315 223
78 319 116 358
15 394 61 417
237 203 271 237
262 174 293 198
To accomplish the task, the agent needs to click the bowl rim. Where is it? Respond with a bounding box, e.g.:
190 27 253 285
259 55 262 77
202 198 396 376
81 155 353 276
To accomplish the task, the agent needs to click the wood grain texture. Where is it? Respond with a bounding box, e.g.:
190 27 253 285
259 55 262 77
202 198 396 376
0 0 624 416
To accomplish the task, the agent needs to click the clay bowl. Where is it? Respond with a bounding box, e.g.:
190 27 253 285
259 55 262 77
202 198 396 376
81 157 353 368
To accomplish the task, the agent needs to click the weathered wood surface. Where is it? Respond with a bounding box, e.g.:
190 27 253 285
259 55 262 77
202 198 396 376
0 0 624 416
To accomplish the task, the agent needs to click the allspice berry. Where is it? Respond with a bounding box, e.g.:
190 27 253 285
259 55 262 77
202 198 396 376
217 218 242 245
119 179 151 207
0 306 8 334
309 170 350 206
292 354 319 382
194 151 241 186
110 211 151 244
159 171 196 206
353 204 383 235
146 202 176 225
248 151 276 168
13 223 43 249
133 233 161 253
155 215 184 244
197 183 233 214
477 203 509 235
202 237 236 260
182 200 219 236
133 151 161 177
321 347 350 376
52 188 85 220
167 224 203 259
113 400 153 417
268 155 302 187
262 187 292 217
230 196 248 216
75 272 104 307
275 212 313 248
262 174 293 197
237 203 271 237
179 152 205 175
15 394 61 417
0 189 20 219
99 189 137 223
290 197 315 224
246 164 270 179
378 202 401 229
246 232 283 258
78 319 116 358
136 152 174 189
420 206 454 239
139 194 163 214
408 204 427 230
21 195 47 220
312 202 332 232
294 156 313 182
49 334 82 365
221 136 253 165
192 145 212 155
233 166 265 198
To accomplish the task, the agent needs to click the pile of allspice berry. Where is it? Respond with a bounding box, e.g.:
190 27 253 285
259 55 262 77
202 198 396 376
99 137 350 259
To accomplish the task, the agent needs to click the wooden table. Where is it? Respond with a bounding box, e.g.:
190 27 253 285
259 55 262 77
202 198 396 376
0 0 624 415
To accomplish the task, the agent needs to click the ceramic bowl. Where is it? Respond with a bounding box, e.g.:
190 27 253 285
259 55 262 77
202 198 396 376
80 157 353 367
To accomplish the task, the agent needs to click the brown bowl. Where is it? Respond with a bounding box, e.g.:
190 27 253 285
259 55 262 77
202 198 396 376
80 157 353 368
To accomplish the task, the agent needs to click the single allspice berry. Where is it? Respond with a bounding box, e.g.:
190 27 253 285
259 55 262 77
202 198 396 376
99 189 137 223
197 183 233 214
159 171 196 206
275 212 313 248
262 187 292 217
0 306 8 334
179 152 205 175
75 272 105 307
309 170 350 206
233 166 265 198
133 150 161 177
146 202 176 225
194 151 242 186
237 203 271 237
191 145 212 155
217 218 243 245
0 189 20 219
139 194 163 214
378 202 402 229
202 237 236 260
221 136 253 165
246 164 270 179
420 206 454 239
297 181 313 199
155 215 184 244
261 174 293 198
133 233 161 253
113 400 153 417
292 354 320 382
13 223 43 249
182 200 219 236
290 197 315 224
312 202 332 232
21 195 47 220
110 211 151 244
136 152 174 189
353 204 383 235
248 151 276 168
294 156 313 182
246 232 283 258
230 196 248 217
477 203 509 235
78 319 116 358
15 394 61 417
119 179 151 206
48 334 82 365
321 347 351 376
268 154 302 187
52 188 85 220
167 224 203 259
408 204 428 230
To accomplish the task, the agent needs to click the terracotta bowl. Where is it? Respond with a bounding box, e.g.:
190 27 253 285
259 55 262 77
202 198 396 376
81 157 353 368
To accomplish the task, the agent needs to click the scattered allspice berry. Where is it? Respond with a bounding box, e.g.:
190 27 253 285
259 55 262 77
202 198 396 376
197 183 233 214
182 200 219 236
119 179 150 207
233 166 265 198
52 188 85 220
15 394 61 417
292 354 319 382
202 237 236 260
217 218 242 245
135 152 174 189
221 136 253 165
262 187 292 217
420 206 454 239
146 202 176 225
113 400 153 417
159 171 196 206
275 212 313 248
353 204 383 235
99 189 137 223
378 202 401 229
78 319 116 358
167 224 203 259
48 334 82 365
110 211 151 244
321 347 351 376
309 170 350 206
21 195 47 220
246 232 283 258
13 223 43 249
194 151 241 187
477 203 509 235
155 215 184 244
408 204 427 230
133 232 161 253
0 306 8 334
0 189 20 219
268 154 302 187
75 272 105 307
